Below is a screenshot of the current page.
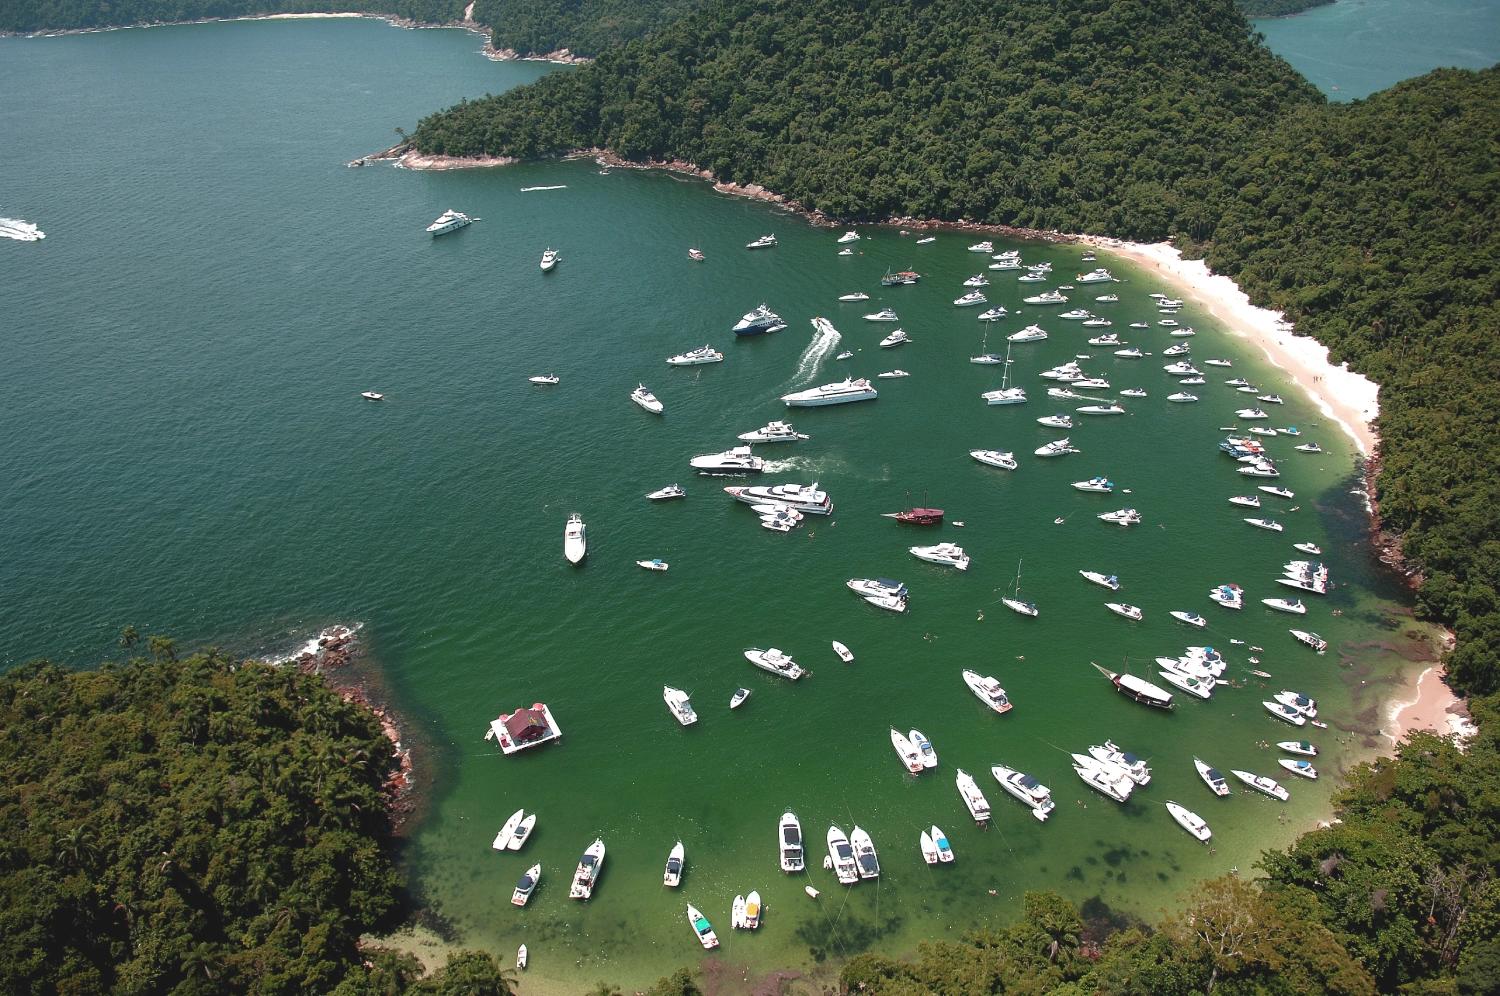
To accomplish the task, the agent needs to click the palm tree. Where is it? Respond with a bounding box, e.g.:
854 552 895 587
119 625 139 650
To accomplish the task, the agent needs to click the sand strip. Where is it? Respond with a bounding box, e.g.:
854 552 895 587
1385 664 1474 745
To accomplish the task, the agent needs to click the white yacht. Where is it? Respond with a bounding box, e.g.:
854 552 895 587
1280 758 1319 780
1163 361 1201 376
1076 268 1115 283
1260 485 1295 498
1106 602 1143 621
954 291 988 307
1072 754 1132 802
1058 308 1093 320
1088 332 1122 345
744 647 806 680
1291 629 1329 652
730 687 751 709
1195 757 1231 796
1040 362 1084 381
1244 517 1284 532
360 391 384 401
663 686 698 726
1296 442 1323 453
564 513 587 564
1077 404 1125 416
832 641 855 663
955 768 992 823
1080 570 1120 591
539 247 560 271
1167 392 1199 403
910 729 937 768
779 811 805 872
527 374 560 385
1263 597 1307 614
1162 343 1193 357
1229 494 1262 508
663 841 685 887
827 826 860 884
1260 394 1285 404
0 217 45 241
930 825 955 862
879 329 910 348
1170 610 1208 627
1236 408 1271 420
1008 324 1049 342
1120 387 1148 397
687 904 719 949
1231 769 1290 801
978 306 1008 320
970 352 1005 364
1024 290 1068 305
837 230 860 243
970 449 1018 470
1275 690 1318 717
991 764 1055 821
877 368 911 379
492 808 525 851
962 669 1013 714
511 863 541 907
1239 461 1281 478
920 829 939 865
631 384 664 414
690 446 766 474
724 482 833 514
781 378 878 407
890 728 925 774
738 420 808 443
967 240 994 253
983 385 1028 405
1035 438 1079 457
1293 542 1323 555
863 308 900 322
910 542 970 570
733 303 787 335
1073 476 1114 493
1166 802 1212 842
1095 293 1119 302
666 344 724 366
745 234 777 249
1209 583 1244 609
838 292 871 302
569 838 606 899
426 209 473 235
1097 508 1141 526
1280 740 1319 757
1072 377 1112 390
1263 700 1307 726
1089 742 1150 785
1158 666 1215 698
1038 414 1074 429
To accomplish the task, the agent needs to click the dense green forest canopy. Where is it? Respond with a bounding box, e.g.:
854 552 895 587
413 0 1321 239
0 0 464 34
0 649 515 994
471 0 698 55
1235 0 1333 16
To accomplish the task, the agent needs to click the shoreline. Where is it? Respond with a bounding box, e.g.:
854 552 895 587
1385 653 1475 746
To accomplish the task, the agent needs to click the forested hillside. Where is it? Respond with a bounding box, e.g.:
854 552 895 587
472 0 697 55
1236 0 1333 15
0 0 464 34
1201 67 1500 698
0 649 513 994
413 0 1320 240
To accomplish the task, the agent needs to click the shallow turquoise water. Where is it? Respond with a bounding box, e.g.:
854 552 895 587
1255 0 1500 100
1 18 1434 992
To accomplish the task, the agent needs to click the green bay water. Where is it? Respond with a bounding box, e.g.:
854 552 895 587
1 19 1433 992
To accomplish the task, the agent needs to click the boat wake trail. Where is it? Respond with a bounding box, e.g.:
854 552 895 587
791 317 842 385
0 217 45 242
519 185 567 192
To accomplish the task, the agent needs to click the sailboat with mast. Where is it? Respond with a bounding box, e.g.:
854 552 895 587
1002 559 1039 617
982 340 1026 405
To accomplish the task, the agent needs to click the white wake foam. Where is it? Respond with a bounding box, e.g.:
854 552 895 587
0 217 45 241
791 317 842 385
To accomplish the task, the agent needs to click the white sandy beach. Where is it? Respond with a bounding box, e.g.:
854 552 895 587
1385 664 1475 745
1082 238 1380 457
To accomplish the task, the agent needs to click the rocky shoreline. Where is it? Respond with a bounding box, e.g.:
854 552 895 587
270 623 421 828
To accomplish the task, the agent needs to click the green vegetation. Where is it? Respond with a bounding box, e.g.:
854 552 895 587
0 648 513 994
413 0 1321 241
1236 0 1334 16
472 0 698 55
0 0 465 35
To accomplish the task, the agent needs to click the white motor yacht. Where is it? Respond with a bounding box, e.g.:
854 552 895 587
1073 476 1114 492
955 768 992 823
745 234 777 249
837 230 860 243
738 420 808 443
1038 414 1074 428
511 864 541 907
1077 404 1125 416
1008 324 1049 342
1262 597 1307 614
1163 361 1201 376
1072 754 1132 802
1170 610 1208 627
1260 394 1285 404
426 209 473 235
970 449 1018 470
1195 757 1231 796
827 826 860 884
569 838 606 899
631 384 664 414
890 728 925 774
1279 758 1319 780
962 669 1013 714
1167 392 1199 403
1236 408 1271 420
733 303 787 335
1293 542 1323 555
967 240 994 253
1080 570 1121 591
492 809 525 851
1209 583 1244 609
1291 629 1329 652
724 482 833 514
1059 308 1092 320
690 446 766 474
920 829 939 864
564 513 587 564
666 344 724 366
636 558 668 572
663 841 685 887
1077 268 1115 283
361 391 384 400
1106 602 1143 621
1245 517 1284 532
779 811 805 872
1088 333 1122 346
1159 669 1214 699
876 369 910 379
663 686 698 726
909 729 937 768
781 378 878 407
744 647 806 680
954 291 988 306
1089 741 1151 785
1260 485 1295 498
991 764 1055 821
863 308 900 322
978 306 1008 320
910 543 970 570
730 687 751 709
1166 802 1212 842
1279 740 1319 757
1263 700 1307 726
687 904 719 949
850 825 882 878
1095 293 1119 302
1231 769 1290 801
930 825 955 862
1024 290 1068 305
539 247 560 271
1229 494 1261 508
1097 508 1141 526
1035 438 1079 458
832 641 855 663
527 375 560 385
970 352 1004 364
838 292 870 302
879 329 910 347
1275 690 1318 718
1296 442 1324 453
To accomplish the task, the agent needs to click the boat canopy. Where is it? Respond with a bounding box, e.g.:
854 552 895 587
504 708 551 742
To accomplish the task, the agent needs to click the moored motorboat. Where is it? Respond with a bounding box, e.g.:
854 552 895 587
1195 757 1231 796
666 344 724 366
743 891 762 929
827 825 859 884
970 448 1018 470
733 303 787 335
730 687 751 709
1074 477 1114 493
738 420 809 443
564 513 587 564
1291 629 1329 652
663 841 685 887
1171 610 1208 628
962 669 1013 713
1158 668 1214 699
631 384 664 414
838 292 870 302
1244 517 1284 532
492 808 525 851
1275 690 1318 718
1038 414 1074 428
1166 801 1212 842
1080 570 1121 591
1262 597 1307 614
1293 542 1323 555
426 208 473 235
931 825 955 862
1278 740 1318 757
361 391 384 400
910 729 937 768
850 826 880 879
1106 602 1144 621
955 768 992 823
781 378 878 407
511 864 541 907
1097 508 1141 527
527 375 559 385
832 640 854 663
1035 437 1080 458
1209 583 1244 610
725 482 833 514
1072 754 1132 802
910 542 969 570
1009 324 1049 342
890 728 925 774
991 764 1055 821
779 811 805 871
663 686 698 726
744 647 806 680
878 329 910 348
746 234 777 249
1279 758 1319 780
920 829 939 864
690 445 766 474
647 483 686 500
863 308 900 322
539 247 560 271
1089 741 1151 785
569 838 606 899
1263 700 1307 726
687 904 719 949
1231 769 1290 801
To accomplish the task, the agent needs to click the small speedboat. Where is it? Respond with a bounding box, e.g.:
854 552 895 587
1260 486 1295 499
1279 758 1319 780
743 891 762 929
663 686 697 725
527 374 560 385
931 825 955 862
1194 757 1231 796
1080 570 1120 591
838 292 871 302
779 810 804 871
890 728 925 774
920 829 939 864
1294 542 1323 555
688 247 705 261
647 484 686 500
511 865 540 907
564 513 587 565
663 841 685 887
827 826 859 884
1171 610 1208 628
730 687 751 709
1276 690 1318 717
1296 442 1323 453
1231 769 1290 801
1106 602 1143 621
492 808 525 850
687 904 719 949
1166 802 1212 842
360 391 384 401
1278 740 1318 757
910 729 937 768
631 384 664 414
1245 517 1285 532
1262 597 1306 614
638 558 669 572
970 448 1017 470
